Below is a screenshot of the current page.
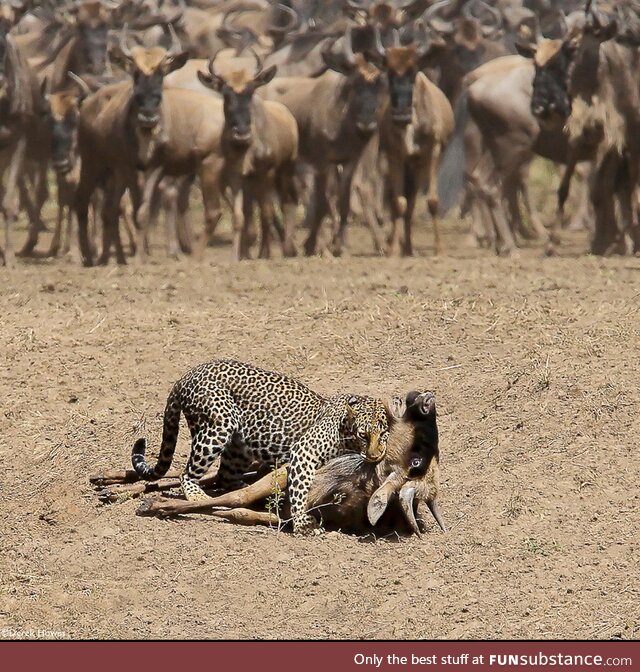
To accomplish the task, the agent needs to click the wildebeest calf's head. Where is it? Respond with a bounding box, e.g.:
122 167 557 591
197 50 277 147
322 27 386 137
118 26 188 130
42 74 91 175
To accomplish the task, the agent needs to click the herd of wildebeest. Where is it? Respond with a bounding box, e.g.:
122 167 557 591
0 0 638 268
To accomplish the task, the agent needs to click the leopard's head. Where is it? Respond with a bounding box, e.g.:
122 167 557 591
346 395 392 463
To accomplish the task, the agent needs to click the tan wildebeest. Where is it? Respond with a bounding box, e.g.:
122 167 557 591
362 32 454 257
260 27 388 256
0 22 40 267
193 51 299 259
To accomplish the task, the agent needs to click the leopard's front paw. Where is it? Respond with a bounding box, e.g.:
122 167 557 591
293 513 318 536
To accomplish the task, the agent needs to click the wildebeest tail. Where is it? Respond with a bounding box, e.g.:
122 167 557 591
438 90 469 215
131 384 181 480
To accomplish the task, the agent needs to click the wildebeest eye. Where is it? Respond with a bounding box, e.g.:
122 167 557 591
408 453 428 476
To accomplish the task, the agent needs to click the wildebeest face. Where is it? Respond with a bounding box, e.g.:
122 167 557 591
197 57 277 147
386 47 419 126
322 39 385 137
516 38 575 123
349 68 385 136
45 91 85 174
77 21 109 76
120 41 188 130
132 69 164 128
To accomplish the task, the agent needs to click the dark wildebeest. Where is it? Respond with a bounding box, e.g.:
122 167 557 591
357 28 453 257
74 30 190 266
0 20 40 267
520 3 640 255
261 27 387 256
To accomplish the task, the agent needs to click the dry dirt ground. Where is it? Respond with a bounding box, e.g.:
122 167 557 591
1 206 639 640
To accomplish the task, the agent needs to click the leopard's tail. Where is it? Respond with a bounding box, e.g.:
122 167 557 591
131 384 181 480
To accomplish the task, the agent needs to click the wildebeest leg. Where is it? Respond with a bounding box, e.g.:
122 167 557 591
1 137 26 268
303 171 329 256
516 176 550 247
425 143 443 256
277 160 298 258
160 178 182 260
75 160 102 266
97 178 117 265
17 179 41 257
402 165 419 257
228 177 250 261
590 150 619 256
480 164 517 256
176 175 194 254
137 168 164 259
387 158 405 257
196 158 223 260
257 179 277 260
49 197 65 259
120 191 137 258
331 160 357 257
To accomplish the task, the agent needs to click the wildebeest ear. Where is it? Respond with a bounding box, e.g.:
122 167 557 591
322 51 353 75
596 17 617 43
417 392 436 419
253 65 277 89
163 50 189 75
417 37 446 70
197 69 224 92
384 396 405 423
514 38 537 59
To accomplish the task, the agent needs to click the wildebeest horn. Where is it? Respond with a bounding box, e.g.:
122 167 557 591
427 499 447 532
414 18 430 56
343 24 356 66
268 3 300 35
119 24 133 60
345 0 371 11
249 47 263 78
464 0 501 29
207 49 222 79
398 484 421 536
166 22 181 57
68 71 91 98
222 7 257 33
423 0 455 34
373 23 386 58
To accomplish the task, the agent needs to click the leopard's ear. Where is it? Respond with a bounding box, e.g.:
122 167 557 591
346 396 359 420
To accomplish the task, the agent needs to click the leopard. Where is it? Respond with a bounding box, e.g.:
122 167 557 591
131 359 392 534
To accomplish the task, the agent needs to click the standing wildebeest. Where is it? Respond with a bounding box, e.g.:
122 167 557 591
75 30 190 266
0 22 40 267
521 4 640 255
261 27 387 256
367 35 454 257
194 51 300 259
440 41 596 256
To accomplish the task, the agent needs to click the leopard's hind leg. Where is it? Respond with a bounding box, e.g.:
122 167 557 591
181 388 241 501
